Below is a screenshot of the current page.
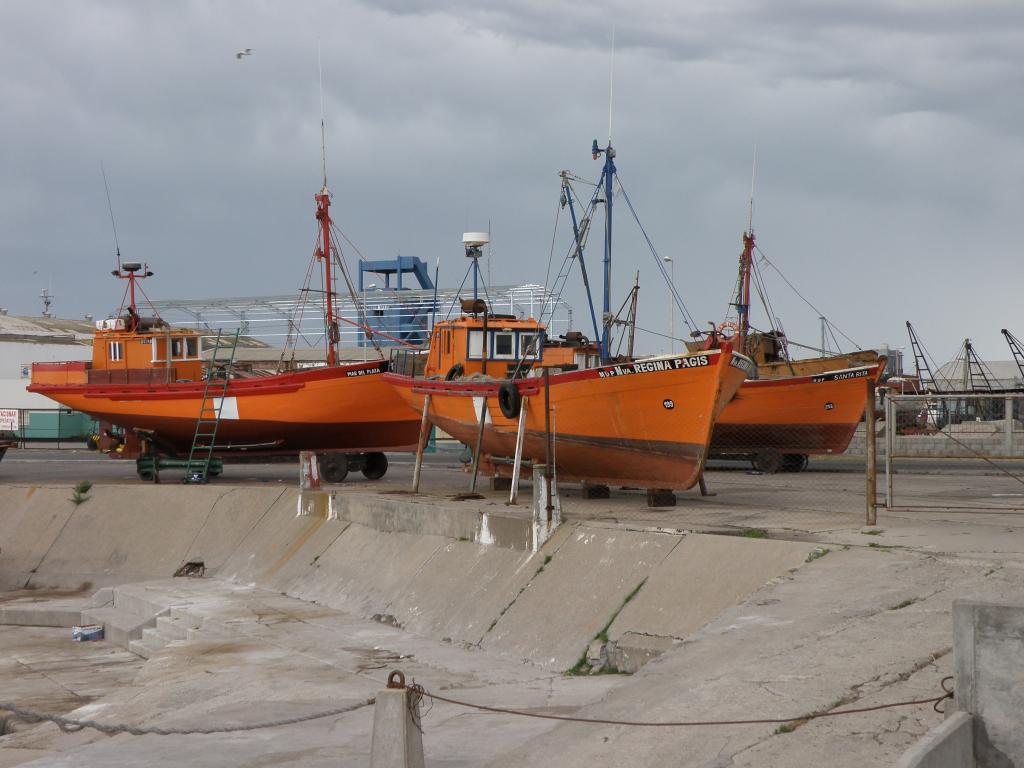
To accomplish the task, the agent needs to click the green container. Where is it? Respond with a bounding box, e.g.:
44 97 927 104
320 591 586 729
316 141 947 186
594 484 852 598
17 410 99 441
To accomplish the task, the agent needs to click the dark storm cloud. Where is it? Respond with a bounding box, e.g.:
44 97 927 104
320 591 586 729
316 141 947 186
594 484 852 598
2 0 1022 363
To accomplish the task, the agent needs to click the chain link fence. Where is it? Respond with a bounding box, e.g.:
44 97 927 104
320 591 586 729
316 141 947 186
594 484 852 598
0 408 98 450
882 393 1024 511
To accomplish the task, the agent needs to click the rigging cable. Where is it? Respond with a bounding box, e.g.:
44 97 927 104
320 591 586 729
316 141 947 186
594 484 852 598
614 174 699 334
753 244 861 351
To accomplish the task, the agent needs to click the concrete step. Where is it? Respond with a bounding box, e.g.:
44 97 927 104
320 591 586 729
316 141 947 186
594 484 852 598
80 605 159 648
139 626 171 653
155 615 190 641
110 588 170 619
168 606 203 627
128 638 158 660
0 603 84 628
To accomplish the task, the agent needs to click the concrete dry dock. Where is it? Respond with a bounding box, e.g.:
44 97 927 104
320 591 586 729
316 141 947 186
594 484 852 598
1 464 1023 766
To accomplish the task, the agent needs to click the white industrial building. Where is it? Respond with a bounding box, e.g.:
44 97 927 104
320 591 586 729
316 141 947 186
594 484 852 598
0 313 92 409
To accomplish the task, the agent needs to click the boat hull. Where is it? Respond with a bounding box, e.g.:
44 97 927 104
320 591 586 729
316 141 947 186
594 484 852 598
711 363 885 456
28 361 420 455
386 349 751 490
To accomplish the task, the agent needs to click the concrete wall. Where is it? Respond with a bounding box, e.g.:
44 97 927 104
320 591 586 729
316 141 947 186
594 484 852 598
953 598 1024 767
895 712 974 768
0 483 813 672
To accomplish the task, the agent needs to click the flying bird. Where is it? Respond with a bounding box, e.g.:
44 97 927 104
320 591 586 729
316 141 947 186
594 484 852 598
236 48 253 59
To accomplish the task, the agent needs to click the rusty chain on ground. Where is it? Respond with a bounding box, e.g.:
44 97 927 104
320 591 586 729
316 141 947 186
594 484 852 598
0 674 954 737
0 697 375 737
403 675 954 728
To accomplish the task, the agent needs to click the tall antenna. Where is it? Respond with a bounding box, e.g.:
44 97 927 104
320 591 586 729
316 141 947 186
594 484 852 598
318 40 327 188
100 161 122 271
747 145 758 234
607 26 616 143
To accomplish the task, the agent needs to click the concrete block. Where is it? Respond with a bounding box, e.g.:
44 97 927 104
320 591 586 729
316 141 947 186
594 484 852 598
953 598 1024 767
0 486 78 590
580 483 610 499
370 685 425 768
385 538 551 647
80 605 161 648
490 475 513 491
896 711 974 768
606 631 676 674
607 534 812 665
482 526 677 669
646 488 676 507
0 604 83 627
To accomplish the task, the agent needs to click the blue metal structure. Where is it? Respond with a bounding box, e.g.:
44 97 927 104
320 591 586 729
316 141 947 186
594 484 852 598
357 256 435 347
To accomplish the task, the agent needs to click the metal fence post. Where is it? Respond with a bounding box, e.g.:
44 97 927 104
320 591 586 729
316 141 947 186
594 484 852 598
885 394 894 510
1005 396 1013 457
865 379 877 526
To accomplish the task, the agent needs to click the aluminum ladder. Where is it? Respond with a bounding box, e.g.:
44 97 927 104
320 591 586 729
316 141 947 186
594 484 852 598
184 329 240 483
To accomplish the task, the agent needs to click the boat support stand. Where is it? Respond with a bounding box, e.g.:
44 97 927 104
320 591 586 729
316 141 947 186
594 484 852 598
411 394 432 493
508 396 530 504
469 397 488 493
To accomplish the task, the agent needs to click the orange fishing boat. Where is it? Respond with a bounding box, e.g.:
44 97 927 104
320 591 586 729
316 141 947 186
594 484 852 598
28 181 420 481
700 230 884 472
386 303 751 489
384 139 753 490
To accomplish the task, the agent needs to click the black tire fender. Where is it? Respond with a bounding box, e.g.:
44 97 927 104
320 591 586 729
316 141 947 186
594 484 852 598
444 363 464 381
497 381 522 419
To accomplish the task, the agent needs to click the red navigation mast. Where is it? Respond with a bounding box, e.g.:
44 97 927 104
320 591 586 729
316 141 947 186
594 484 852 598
316 186 339 367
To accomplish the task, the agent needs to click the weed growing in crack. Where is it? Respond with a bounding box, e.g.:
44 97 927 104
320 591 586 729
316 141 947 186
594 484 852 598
742 528 769 539
890 598 917 610
806 547 830 563
70 480 93 506
565 578 648 676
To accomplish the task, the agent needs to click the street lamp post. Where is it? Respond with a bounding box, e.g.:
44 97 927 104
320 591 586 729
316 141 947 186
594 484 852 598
663 256 674 354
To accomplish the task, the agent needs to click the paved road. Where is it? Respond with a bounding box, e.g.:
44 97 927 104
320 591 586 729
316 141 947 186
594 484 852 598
0 446 465 485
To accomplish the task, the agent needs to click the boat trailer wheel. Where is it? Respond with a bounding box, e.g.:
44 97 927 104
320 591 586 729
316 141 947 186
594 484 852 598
781 453 809 472
320 452 349 483
751 449 783 474
360 452 388 480
318 452 389 482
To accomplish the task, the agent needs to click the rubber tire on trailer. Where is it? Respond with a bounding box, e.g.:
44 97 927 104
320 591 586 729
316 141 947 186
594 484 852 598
781 453 809 472
445 364 464 381
751 449 783 474
321 453 349 483
361 452 389 480
497 381 522 419
86 436 98 450
137 469 155 482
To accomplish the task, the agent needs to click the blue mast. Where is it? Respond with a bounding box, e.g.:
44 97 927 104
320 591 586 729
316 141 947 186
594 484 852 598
592 139 616 361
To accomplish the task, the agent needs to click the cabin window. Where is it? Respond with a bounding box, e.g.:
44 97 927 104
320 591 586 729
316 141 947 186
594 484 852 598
108 341 123 362
186 337 198 358
467 330 484 359
444 330 451 354
492 332 515 359
519 333 540 360
171 338 184 359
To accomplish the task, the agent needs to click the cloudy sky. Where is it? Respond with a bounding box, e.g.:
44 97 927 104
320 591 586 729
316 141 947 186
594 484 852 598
2 0 1023 364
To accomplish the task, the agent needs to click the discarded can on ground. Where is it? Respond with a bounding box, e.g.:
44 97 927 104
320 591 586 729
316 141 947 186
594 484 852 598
71 624 104 641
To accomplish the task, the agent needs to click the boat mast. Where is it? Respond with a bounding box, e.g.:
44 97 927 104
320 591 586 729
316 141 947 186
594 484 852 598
592 139 616 361
736 150 756 352
316 188 338 367
736 232 754 351
316 44 338 367
559 172 601 343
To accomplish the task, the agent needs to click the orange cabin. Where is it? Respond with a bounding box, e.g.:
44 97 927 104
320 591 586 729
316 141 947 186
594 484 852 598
409 309 601 381
31 318 204 387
